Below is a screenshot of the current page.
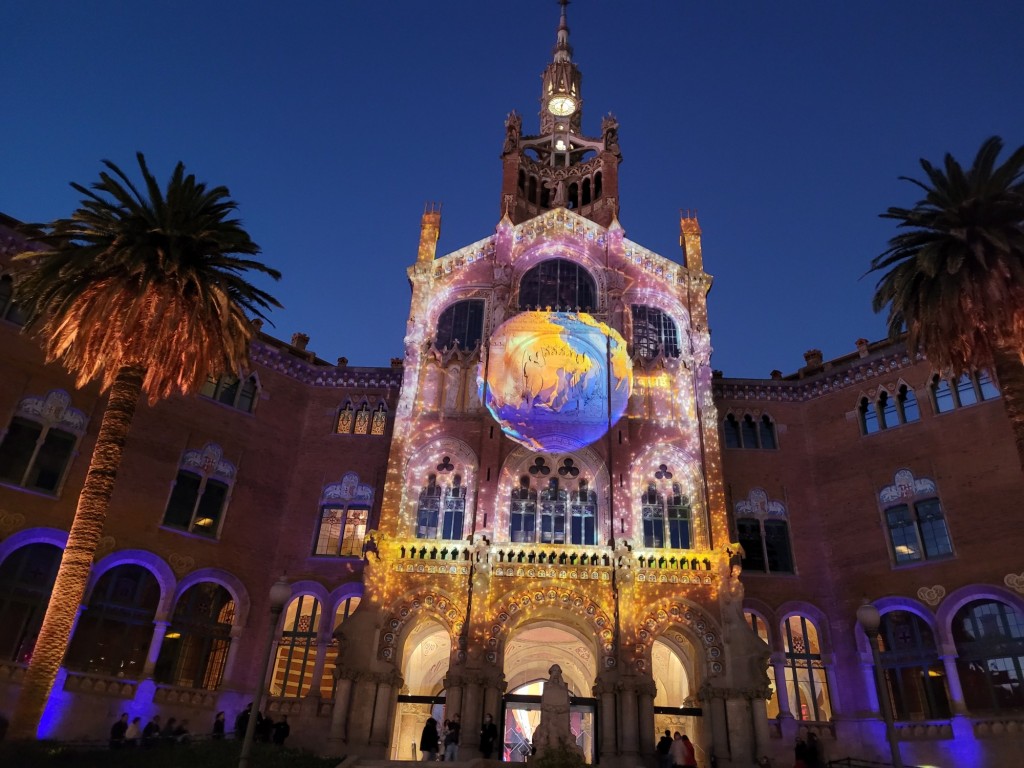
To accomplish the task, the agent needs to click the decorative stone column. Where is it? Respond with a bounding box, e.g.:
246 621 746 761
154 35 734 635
594 677 617 758
220 624 246 689
725 695 754 765
617 679 639 755
770 653 792 717
637 678 657 757
327 673 354 748
701 685 729 762
142 618 170 679
369 670 400 748
940 647 969 716
347 672 380 750
305 622 334 701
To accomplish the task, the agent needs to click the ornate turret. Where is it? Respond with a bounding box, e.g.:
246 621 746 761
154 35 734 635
500 0 622 227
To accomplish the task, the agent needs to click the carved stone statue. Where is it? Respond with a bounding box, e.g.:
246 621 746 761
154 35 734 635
503 111 522 154
601 114 620 155
532 664 582 758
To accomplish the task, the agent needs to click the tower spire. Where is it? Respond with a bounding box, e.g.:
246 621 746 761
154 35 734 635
553 0 572 63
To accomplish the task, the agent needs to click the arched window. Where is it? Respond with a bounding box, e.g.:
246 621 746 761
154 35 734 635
783 615 833 722
65 564 161 678
162 444 235 538
272 595 320 698
518 259 596 312
758 415 778 449
898 384 920 423
570 478 597 545
335 402 354 434
932 371 1000 413
353 403 371 435
631 305 681 359
440 474 467 541
155 582 235 690
200 374 259 413
953 599 1024 712
876 610 950 720
0 274 27 326
885 497 951 563
860 396 881 434
319 595 362 698
436 299 485 351
0 390 85 494
861 385 920 434
594 171 603 199
510 475 538 543
370 403 388 435
416 474 442 539
582 178 592 206
723 414 741 449
0 543 61 663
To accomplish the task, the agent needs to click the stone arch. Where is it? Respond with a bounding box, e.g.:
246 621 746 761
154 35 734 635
173 567 251 630
485 586 616 670
852 596 941 655
0 527 67 564
494 443 610 544
89 549 177 618
503 618 598 696
510 230 608 311
935 583 1024 648
634 599 725 678
378 589 466 664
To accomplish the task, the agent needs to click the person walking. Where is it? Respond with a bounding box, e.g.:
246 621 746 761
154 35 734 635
109 713 128 749
420 716 440 761
479 713 498 759
444 714 461 762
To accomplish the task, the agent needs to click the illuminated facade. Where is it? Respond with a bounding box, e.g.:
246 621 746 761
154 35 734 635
1 5 1023 768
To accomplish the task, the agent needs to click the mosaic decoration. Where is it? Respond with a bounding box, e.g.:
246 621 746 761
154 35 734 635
482 311 632 451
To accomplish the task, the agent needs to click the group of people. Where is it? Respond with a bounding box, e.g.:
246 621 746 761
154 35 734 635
233 704 291 745
109 706 290 749
108 713 190 748
793 732 823 768
656 730 697 768
420 712 500 761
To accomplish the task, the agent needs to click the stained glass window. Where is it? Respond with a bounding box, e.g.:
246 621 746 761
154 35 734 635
353 404 371 435
336 403 354 434
783 615 833 722
631 305 681 359
371 404 388 435
436 300 485 350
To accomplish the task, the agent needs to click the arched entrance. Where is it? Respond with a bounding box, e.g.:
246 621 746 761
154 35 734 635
391 618 451 759
651 636 705 764
501 621 598 763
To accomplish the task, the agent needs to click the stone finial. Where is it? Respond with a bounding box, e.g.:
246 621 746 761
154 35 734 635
770 369 782 380
856 338 870 358
337 357 348 368
291 333 310 351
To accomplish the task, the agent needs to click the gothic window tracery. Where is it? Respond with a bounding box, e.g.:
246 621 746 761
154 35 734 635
518 259 596 312
734 488 793 573
272 595 320 698
931 371 999 413
0 390 86 494
722 413 777 450
162 444 235 538
415 467 466 541
353 403 371 435
859 384 920 435
878 470 952 565
435 299 485 351
640 472 692 550
783 615 833 722
631 305 681 359
335 402 354 434
876 610 950 719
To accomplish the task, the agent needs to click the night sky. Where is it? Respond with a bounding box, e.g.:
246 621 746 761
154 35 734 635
4 1 1022 378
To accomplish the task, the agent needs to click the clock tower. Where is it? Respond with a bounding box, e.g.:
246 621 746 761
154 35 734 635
500 0 622 227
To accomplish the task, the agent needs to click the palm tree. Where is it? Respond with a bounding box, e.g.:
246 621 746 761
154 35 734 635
8 153 281 738
870 136 1024 469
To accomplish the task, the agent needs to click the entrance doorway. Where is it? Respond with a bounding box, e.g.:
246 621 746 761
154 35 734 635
502 688 597 763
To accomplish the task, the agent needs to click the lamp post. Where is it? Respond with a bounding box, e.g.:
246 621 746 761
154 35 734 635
856 602 903 768
239 577 291 768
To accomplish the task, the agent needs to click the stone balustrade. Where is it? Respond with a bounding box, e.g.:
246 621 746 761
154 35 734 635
973 715 1024 738
62 670 137 698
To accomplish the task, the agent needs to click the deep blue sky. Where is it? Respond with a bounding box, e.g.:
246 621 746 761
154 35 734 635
4 2 1023 378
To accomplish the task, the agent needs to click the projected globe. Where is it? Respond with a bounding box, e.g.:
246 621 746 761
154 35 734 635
483 312 633 451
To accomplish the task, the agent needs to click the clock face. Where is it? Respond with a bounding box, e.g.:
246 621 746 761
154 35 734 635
548 95 576 117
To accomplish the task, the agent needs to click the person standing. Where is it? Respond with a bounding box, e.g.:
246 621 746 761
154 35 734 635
142 715 161 748
681 734 697 768
669 731 686 768
124 717 141 747
806 732 822 768
109 713 128 749
420 716 440 761
794 736 809 768
444 714 461 762
212 711 226 739
479 713 498 759
656 729 672 768
273 715 291 746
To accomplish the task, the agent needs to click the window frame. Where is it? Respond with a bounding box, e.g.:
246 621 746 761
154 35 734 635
199 374 259 414
630 304 681 360
435 299 486 351
517 258 597 312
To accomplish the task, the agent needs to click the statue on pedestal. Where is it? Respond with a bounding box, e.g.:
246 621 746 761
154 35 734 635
531 664 584 764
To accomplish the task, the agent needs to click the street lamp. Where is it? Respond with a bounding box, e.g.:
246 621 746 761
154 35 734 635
239 577 292 768
856 602 903 768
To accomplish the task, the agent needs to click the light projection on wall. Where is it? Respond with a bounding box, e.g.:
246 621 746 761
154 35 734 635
482 311 632 451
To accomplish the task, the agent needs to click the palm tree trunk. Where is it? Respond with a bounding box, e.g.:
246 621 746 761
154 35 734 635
8 365 145 740
992 343 1024 473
